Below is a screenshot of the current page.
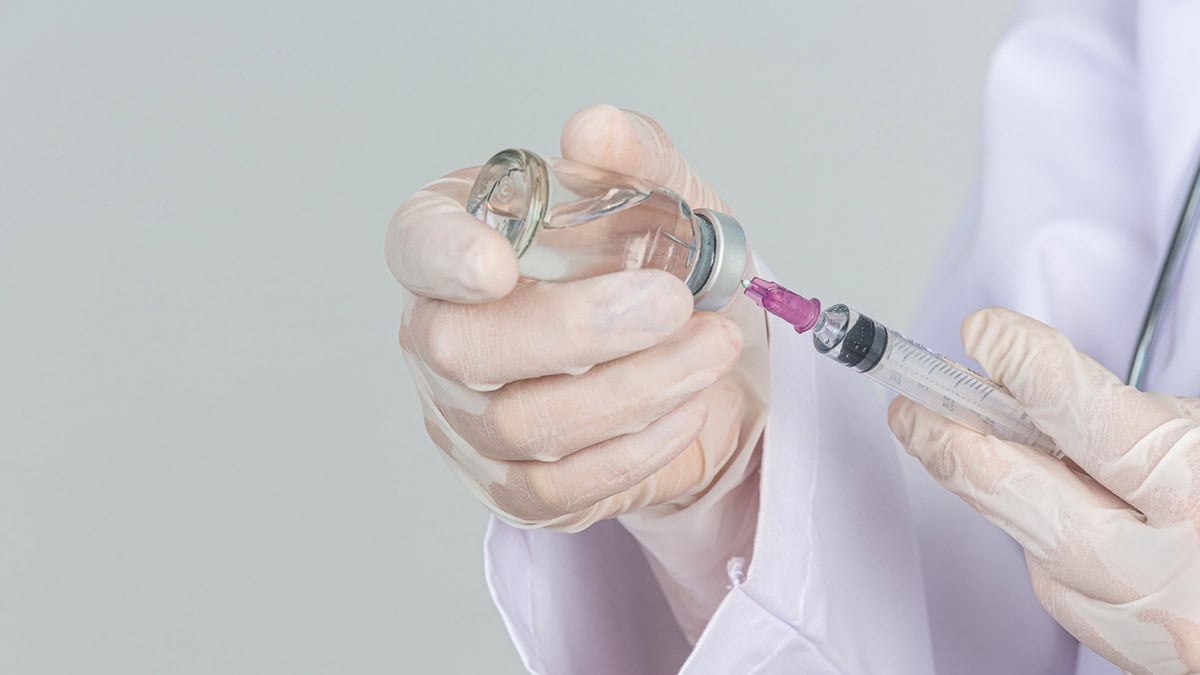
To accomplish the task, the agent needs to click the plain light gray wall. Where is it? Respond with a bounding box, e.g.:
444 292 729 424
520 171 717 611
0 2 1016 672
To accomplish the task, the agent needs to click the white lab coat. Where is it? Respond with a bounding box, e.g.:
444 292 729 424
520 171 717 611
483 1 1200 672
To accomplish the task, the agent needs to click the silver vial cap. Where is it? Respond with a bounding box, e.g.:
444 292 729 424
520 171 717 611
692 209 749 311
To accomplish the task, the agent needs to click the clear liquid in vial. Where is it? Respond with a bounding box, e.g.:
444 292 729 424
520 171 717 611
521 185 704 285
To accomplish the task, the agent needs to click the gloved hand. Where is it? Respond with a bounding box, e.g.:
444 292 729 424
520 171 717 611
888 308 1200 675
386 105 770 640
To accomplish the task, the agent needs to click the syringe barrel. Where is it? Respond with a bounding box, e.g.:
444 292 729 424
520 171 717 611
812 304 1061 458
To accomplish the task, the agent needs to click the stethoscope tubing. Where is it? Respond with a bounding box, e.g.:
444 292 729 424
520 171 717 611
1127 155 1200 389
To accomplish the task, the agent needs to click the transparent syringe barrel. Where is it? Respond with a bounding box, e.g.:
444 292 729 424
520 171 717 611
812 304 1060 458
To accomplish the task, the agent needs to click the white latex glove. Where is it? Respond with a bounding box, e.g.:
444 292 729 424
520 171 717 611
888 308 1200 675
386 104 770 640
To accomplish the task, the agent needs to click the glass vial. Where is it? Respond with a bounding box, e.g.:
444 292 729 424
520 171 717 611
466 148 748 311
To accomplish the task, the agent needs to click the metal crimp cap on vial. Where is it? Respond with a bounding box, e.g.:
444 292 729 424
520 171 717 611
692 209 749 311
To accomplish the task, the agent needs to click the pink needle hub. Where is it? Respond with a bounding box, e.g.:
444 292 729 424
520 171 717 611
741 277 821 334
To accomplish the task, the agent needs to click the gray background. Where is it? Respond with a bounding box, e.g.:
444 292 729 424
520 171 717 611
0 1 1016 672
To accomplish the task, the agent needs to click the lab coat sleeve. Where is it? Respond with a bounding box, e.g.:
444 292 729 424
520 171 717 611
484 309 935 674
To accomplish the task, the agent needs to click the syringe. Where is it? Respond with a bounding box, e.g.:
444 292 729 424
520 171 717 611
742 277 1060 458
